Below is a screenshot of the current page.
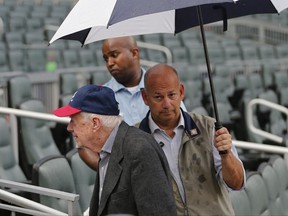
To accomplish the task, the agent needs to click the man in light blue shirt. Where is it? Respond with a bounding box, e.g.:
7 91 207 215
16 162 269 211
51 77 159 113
102 36 186 125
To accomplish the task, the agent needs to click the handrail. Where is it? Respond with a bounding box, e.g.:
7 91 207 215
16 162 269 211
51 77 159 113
0 203 56 216
246 98 288 144
0 179 79 216
0 189 68 216
234 140 288 154
0 179 78 201
137 41 173 65
0 106 70 163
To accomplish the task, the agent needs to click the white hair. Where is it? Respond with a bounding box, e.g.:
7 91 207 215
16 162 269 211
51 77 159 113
81 112 123 128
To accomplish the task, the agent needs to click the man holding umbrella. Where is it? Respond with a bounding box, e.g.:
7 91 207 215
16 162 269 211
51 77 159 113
139 63 246 215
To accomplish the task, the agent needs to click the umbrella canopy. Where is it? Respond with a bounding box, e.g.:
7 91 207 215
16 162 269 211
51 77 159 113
49 0 237 45
49 0 288 135
49 0 287 45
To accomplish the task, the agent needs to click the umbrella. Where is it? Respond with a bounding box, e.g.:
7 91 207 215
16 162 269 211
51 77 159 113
49 0 288 131
49 0 287 45
49 0 237 45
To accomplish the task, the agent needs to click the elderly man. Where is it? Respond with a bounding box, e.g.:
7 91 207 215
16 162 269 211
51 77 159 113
52 84 176 216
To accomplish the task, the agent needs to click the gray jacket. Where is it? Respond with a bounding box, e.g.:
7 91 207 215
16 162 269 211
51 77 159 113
89 121 177 216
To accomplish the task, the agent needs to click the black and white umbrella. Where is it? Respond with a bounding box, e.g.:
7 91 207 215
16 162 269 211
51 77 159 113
49 0 288 131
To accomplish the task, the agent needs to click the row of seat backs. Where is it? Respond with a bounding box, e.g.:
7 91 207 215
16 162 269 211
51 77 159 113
230 154 288 216
7 75 61 179
32 149 96 215
0 116 27 183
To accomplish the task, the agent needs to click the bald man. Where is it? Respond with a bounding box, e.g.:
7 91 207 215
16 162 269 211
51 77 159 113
102 36 186 125
102 36 147 125
139 63 246 216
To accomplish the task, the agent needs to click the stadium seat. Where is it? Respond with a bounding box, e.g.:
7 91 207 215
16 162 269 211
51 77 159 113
142 33 162 45
258 44 277 60
18 99 62 178
241 94 268 144
93 49 106 66
278 87 288 108
23 31 46 45
229 74 251 112
7 75 32 108
32 154 82 215
179 30 200 47
215 102 236 136
4 31 23 44
257 90 279 132
162 33 182 48
258 162 285 215
223 45 242 62
229 189 251 216
273 70 288 92
8 49 27 72
66 40 82 49
170 46 189 65
261 60 279 90
146 49 167 64
0 6 10 22
203 75 233 105
7 75 61 178
245 172 271 216
25 18 43 31
66 148 95 212
78 49 97 67
206 45 225 65
183 79 202 111
59 73 78 95
0 51 9 72
51 73 78 154
0 116 28 183
8 16 26 32
187 47 206 66
90 70 111 85
220 38 238 47
47 40 67 50
26 49 46 72
248 73 265 99
62 49 80 68
275 44 288 59
172 63 193 82
268 155 288 215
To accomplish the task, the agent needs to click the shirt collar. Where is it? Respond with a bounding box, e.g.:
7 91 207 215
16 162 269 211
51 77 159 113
148 112 185 134
108 68 145 93
100 121 121 159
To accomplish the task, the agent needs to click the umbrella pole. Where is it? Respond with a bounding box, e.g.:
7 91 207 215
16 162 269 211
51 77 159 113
196 6 220 125
196 6 227 155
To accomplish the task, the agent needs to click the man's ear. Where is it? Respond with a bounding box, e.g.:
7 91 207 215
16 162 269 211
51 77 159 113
92 116 101 129
131 48 139 59
179 83 185 101
141 88 149 105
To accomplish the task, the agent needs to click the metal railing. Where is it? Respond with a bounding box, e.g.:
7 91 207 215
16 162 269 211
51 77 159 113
205 17 288 45
0 106 69 163
0 179 79 216
246 98 288 145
